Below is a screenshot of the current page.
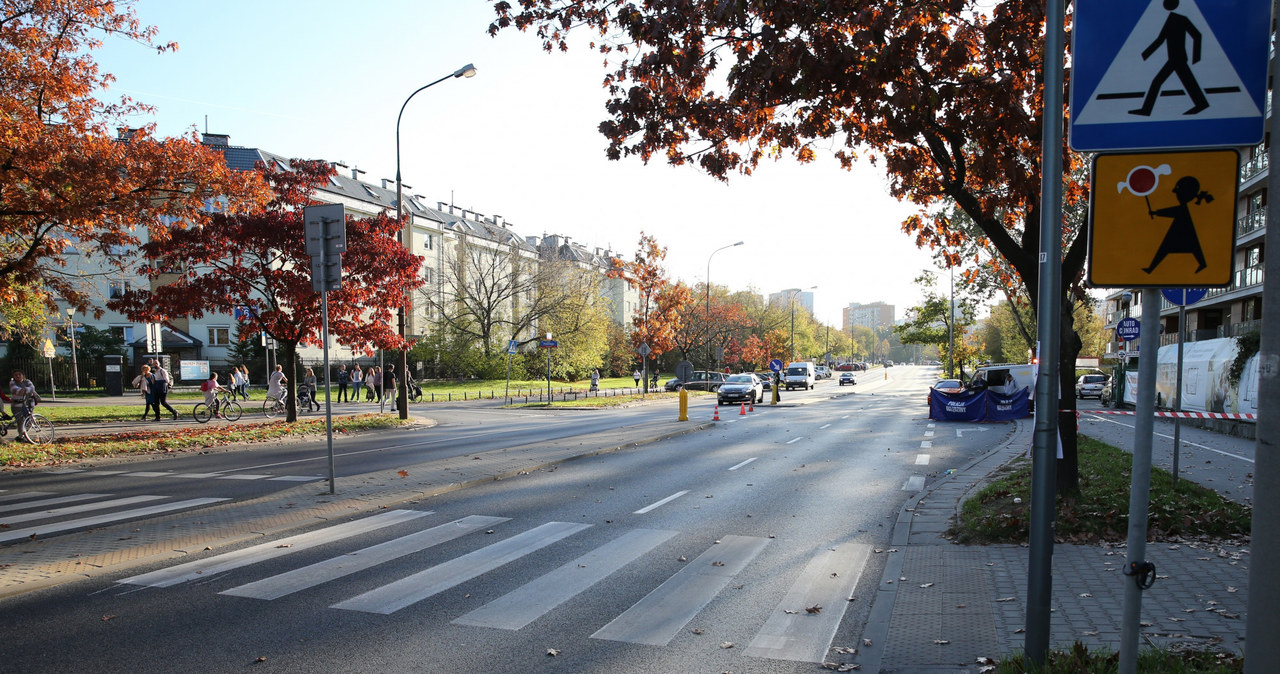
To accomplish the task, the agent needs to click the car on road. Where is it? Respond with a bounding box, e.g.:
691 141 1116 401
1076 373 1109 399
927 378 964 404
815 365 832 380
663 370 728 392
783 362 816 390
838 372 856 386
717 373 763 405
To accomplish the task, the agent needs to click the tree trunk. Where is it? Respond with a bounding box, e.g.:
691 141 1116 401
1056 301 1083 497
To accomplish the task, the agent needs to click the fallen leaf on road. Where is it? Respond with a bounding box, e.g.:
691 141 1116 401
721 641 735 649
691 628 705 635
678 556 688 562
821 663 860 671
101 615 117 621
276 544 292 549
920 583 934 588
996 597 1016 602
1227 586 1238 593
831 646 857 655
712 561 725 567
1079 593 1093 598
397 470 408 477
863 638 873 647
546 648 560 657
1082 631 1099 636
933 639 950 645
785 610 799 614
806 605 823 614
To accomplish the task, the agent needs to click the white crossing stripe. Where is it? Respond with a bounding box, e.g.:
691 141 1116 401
0 495 166 525
915 454 931 466
920 441 933 449
119 509 431 587
902 476 926 491
728 458 757 471
923 430 935 437
592 535 770 646
454 528 678 630
786 437 803 445
215 474 272 480
745 543 872 662
268 476 321 482
222 515 508 600
0 498 229 544
927 423 935 428
819 424 831 429
0 492 110 513
123 472 173 477
634 491 688 515
332 521 590 615
0 491 57 505
174 473 223 479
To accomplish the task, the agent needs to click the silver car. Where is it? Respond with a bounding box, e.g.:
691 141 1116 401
1076 374 1109 399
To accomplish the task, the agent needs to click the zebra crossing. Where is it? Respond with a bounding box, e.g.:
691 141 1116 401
0 490 229 544
45 468 322 483
113 509 872 663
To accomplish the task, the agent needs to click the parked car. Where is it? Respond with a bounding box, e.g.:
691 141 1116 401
839 372 857 386
1076 373 1110 399
663 370 728 392
815 365 832 380
718 373 763 405
927 378 965 404
754 372 775 393
783 362 816 390
835 363 854 371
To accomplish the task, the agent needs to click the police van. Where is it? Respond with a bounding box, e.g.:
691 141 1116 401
971 363 1038 410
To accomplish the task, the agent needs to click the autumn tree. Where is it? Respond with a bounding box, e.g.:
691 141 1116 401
608 233 688 370
1 0 266 333
109 160 421 421
896 272 980 378
491 2 1092 492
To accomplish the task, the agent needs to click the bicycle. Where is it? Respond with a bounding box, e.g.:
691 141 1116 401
0 399 55 444
263 393 288 419
194 391 243 423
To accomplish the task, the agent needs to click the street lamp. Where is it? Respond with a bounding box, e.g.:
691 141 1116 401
788 286 818 362
394 63 477 420
706 241 743 370
65 307 80 391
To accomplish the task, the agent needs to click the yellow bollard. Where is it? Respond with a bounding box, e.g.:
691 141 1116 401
678 387 688 421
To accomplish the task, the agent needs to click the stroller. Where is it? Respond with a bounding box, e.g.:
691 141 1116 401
406 377 423 403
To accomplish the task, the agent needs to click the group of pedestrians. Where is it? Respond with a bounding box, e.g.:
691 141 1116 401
334 364 397 405
131 358 179 421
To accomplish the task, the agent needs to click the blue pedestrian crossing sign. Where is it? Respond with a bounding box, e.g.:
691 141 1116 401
1070 0 1271 151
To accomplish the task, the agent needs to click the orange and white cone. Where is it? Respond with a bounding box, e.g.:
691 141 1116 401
713 406 720 421
749 401 755 412
739 403 746 416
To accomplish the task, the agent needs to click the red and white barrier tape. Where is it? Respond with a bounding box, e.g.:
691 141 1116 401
1077 409 1257 421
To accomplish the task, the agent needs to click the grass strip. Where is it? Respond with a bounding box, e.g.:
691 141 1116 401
993 642 1242 673
950 434 1251 545
0 414 406 467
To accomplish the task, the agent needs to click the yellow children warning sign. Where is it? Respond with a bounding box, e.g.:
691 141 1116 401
1088 149 1238 288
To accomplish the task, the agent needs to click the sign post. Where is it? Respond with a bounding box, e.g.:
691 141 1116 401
539 334 556 403
638 343 651 398
304 203 345 495
506 339 518 403
41 337 56 400
1160 288 1207 487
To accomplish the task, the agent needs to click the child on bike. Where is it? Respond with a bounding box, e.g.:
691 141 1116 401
201 372 225 419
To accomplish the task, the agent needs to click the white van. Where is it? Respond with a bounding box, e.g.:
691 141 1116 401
783 362 816 390
971 363 1038 410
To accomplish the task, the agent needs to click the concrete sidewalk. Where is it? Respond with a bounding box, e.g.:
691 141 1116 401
858 419 1250 672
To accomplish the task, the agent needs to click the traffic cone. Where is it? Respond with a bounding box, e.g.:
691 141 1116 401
749 401 755 412
739 403 746 416
713 406 720 421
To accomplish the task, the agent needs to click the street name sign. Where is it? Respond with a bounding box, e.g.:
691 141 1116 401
1087 149 1238 288
538 340 558 348
1070 0 1270 151
1161 288 1208 306
1117 317 1141 341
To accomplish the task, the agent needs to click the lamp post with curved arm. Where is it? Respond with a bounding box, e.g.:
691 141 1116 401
789 286 817 362
706 241 743 370
393 63 477 420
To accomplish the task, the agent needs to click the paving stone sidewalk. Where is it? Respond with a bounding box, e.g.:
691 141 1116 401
858 418 1250 673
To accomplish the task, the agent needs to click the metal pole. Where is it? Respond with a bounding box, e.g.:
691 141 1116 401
1119 289 1161 673
949 266 955 379
1244 22 1280 667
1172 303 1185 487
1023 0 1065 665
321 287 336 495
68 318 80 391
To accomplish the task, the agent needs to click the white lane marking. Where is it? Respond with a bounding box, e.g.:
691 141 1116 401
902 476 926 491
0 498 229 544
745 544 872 662
1084 414 1254 463
268 475 322 482
332 521 590 615
119 510 431 587
729 458 757 471
174 473 223 479
634 491 689 514
0 495 166 525
222 515 508 600
0 493 109 514
215 474 273 480
786 437 804 445
920 441 933 449
592 535 770 646
923 431 935 437
916 455 931 466
819 424 831 430
0 491 58 505
123 472 173 477
455 528 678 630
927 423 935 428
841 415 850 420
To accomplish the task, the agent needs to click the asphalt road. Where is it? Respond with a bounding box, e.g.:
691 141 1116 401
0 366 1016 673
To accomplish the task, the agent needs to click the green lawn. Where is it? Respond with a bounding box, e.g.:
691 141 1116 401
951 435 1252 545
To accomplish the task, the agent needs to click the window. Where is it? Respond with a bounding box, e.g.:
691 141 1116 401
108 280 133 299
109 325 134 343
208 326 230 346
424 234 434 250
423 268 432 284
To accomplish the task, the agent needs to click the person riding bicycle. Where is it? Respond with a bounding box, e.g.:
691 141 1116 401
201 372 226 419
9 369 41 428
267 364 286 401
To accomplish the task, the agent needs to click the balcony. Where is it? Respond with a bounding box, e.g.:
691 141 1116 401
1240 148 1269 183
1203 265 1265 302
1236 209 1266 237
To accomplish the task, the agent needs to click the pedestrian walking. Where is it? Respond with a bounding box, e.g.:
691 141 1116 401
238 364 252 400
336 364 349 403
371 367 383 403
351 364 364 402
132 365 161 421
149 358 179 421
632 369 641 388
590 368 600 392
384 365 398 411
303 367 320 412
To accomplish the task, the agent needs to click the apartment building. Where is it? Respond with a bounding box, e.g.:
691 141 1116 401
842 301 895 332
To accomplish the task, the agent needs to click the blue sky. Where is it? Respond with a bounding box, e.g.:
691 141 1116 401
93 0 942 326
